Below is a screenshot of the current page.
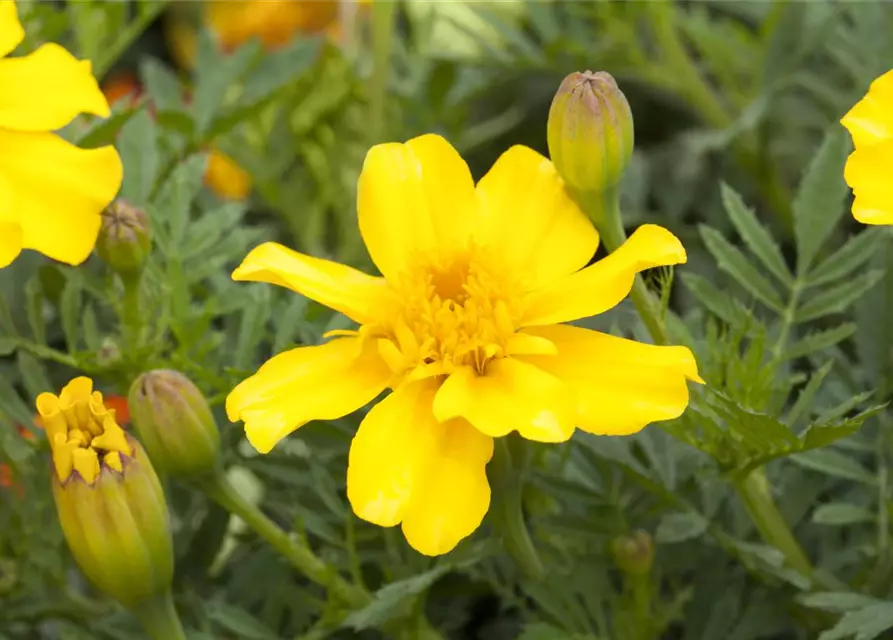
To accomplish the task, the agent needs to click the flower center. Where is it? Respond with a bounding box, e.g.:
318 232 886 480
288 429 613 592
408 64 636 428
37 378 132 485
380 251 522 378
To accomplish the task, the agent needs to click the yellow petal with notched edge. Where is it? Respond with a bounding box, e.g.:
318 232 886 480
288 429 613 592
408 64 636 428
346 379 441 528
0 130 122 265
522 224 686 326
517 324 701 436
227 337 391 454
841 68 893 148
433 358 576 443
844 142 893 226
0 1 23 57
475 145 598 291
232 242 397 325
0 44 110 132
357 134 477 284
401 417 493 556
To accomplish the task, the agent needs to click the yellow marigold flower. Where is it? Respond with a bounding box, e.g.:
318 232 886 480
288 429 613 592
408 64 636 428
0 0 123 268
227 135 702 556
841 68 893 225
37 377 174 608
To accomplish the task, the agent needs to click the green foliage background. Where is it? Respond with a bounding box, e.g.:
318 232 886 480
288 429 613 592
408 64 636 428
3 1 893 639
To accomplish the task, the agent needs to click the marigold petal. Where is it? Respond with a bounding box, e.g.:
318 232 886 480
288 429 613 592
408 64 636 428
357 134 477 283
433 358 576 443
0 131 122 265
232 242 396 325
475 145 598 290
347 378 441 527
522 224 686 326
841 68 893 148
0 220 21 267
517 324 701 435
401 418 493 556
844 143 893 225
227 337 391 454
0 0 23 57
0 44 110 132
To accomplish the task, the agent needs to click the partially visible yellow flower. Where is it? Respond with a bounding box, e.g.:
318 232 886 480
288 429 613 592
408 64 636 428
37 377 174 608
205 148 252 201
841 68 893 225
226 134 702 556
166 0 355 71
0 0 123 268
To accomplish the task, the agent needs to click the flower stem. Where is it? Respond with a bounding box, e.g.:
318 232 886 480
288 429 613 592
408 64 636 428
199 472 368 608
130 592 187 640
120 271 142 350
489 438 545 580
574 187 670 346
733 468 813 579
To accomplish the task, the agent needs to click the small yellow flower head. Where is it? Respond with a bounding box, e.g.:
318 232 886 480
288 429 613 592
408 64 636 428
841 68 893 225
96 200 152 275
129 370 221 478
610 530 654 577
227 134 701 557
37 377 173 608
0 0 123 269
548 70 634 195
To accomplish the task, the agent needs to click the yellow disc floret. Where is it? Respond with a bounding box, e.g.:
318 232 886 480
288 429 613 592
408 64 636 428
37 377 132 485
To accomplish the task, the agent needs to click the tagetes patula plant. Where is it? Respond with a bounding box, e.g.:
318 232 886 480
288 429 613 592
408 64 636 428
841 68 893 225
0 0 122 268
227 135 702 555
37 378 175 610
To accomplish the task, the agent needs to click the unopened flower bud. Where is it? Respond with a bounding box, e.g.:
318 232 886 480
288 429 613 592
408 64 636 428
37 377 173 608
96 200 151 274
129 370 220 478
548 70 634 194
610 530 654 577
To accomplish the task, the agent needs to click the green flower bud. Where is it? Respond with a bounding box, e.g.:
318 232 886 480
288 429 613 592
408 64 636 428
37 377 173 609
129 370 220 478
96 200 151 275
547 70 634 193
610 530 654 577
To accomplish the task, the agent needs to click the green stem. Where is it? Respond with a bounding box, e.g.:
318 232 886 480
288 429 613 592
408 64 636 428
630 575 651 640
94 1 172 80
575 187 670 346
130 592 187 640
121 272 142 350
489 438 545 580
369 0 398 144
199 472 368 608
734 468 813 579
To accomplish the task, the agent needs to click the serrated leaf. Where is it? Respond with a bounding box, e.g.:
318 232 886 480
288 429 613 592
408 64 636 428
808 228 887 287
154 153 208 256
798 592 881 614
343 566 450 631
818 602 893 640
24 277 45 346
681 272 750 325
796 270 883 322
0 336 15 356
207 603 278 640
790 449 875 485
721 182 792 286
812 503 874 525
709 392 798 450
81 305 100 352
233 287 271 370
140 57 185 114
783 324 855 360
794 127 851 273
700 226 784 311
655 511 708 543
117 109 159 206
16 351 51 401
800 408 878 450
193 35 261 136
786 361 833 428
